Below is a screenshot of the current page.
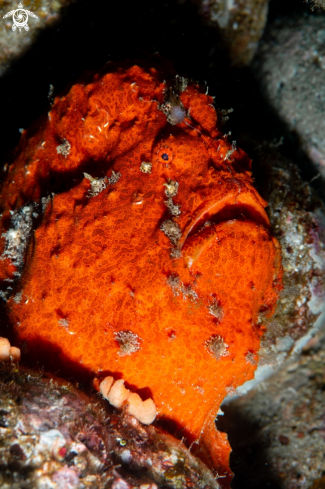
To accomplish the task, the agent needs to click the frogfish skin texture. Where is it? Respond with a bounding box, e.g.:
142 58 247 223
0 59 282 486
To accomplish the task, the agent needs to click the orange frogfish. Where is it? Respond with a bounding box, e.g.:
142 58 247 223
0 59 282 486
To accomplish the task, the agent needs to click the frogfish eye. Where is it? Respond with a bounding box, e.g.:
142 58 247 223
162 153 169 161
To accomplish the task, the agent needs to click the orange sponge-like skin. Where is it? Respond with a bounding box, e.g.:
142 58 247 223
0 59 282 486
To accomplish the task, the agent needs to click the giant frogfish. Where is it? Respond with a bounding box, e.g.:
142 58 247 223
0 58 282 486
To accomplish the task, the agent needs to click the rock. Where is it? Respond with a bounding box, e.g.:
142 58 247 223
0 362 219 489
308 0 325 9
0 0 75 77
255 147 325 364
253 11 325 194
218 324 325 489
191 0 270 66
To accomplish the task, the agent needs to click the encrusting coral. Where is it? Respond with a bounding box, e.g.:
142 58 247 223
0 58 282 486
0 362 220 489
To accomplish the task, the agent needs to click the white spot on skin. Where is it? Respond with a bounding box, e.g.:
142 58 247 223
164 198 181 217
170 247 182 260
163 181 180 216
41 196 51 213
56 139 71 157
164 180 178 198
175 75 188 92
195 385 205 395
108 170 121 184
13 291 22 304
245 351 257 365
208 301 223 320
1 204 37 272
114 330 141 356
140 161 152 173
57 318 75 335
58 318 70 328
166 274 198 301
83 173 107 197
224 140 237 162
160 78 188 125
168 105 186 125
205 335 229 360
160 220 182 246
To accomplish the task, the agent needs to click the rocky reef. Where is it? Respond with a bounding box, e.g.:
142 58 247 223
219 324 325 489
0 362 219 489
253 10 325 197
191 0 269 66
